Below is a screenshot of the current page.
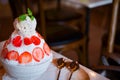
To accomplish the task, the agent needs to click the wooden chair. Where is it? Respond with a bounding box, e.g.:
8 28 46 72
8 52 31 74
9 0 88 66
92 0 120 79
44 0 82 22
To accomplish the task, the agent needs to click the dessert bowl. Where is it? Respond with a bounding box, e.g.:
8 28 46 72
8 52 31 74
0 53 53 80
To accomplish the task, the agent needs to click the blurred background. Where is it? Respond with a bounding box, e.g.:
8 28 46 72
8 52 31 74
0 0 120 79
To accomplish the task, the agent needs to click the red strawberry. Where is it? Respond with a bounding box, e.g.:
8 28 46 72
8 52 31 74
24 37 32 45
3 39 11 48
36 32 43 39
3 41 8 48
31 36 40 45
7 38 11 44
6 50 19 61
1 48 8 58
18 52 32 64
32 47 44 62
43 43 50 56
12 36 22 47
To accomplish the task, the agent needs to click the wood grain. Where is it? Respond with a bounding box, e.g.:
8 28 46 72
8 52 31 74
0 67 5 80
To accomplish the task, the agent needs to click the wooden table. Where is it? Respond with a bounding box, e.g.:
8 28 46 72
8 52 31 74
64 0 112 8
0 41 109 80
63 0 113 66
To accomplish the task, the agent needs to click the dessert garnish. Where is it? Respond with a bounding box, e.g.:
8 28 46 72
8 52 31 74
66 61 79 80
57 58 66 69
56 58 66 80
19 8 34 21
52 58 66 80
0 65 3 69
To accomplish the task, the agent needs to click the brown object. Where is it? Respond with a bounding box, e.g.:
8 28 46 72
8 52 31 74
66 61 79 80
52 58 66 80
56 58 66 69
66 61 90 80
52 58 66 69
56 58 65 80
78 68 90 80
107 0 119 53
66 61 79 72
0 67 5 80
93 0 120 73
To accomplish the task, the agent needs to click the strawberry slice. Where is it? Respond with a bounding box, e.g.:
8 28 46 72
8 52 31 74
18 52 32 64
7 38 11 44
24 37 32 45
36 32 43 39
6 50 19 61
3 39 11 48
3 41 8 48
31 36 40 45
12 36 22 47
43 43 51 56
1 48 8 58
32 47 44 62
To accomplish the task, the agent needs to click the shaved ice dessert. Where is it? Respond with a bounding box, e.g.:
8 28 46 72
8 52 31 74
0 9 53 80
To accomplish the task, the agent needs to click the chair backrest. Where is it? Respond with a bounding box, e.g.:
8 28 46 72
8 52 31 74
9 0 85 40
107 0 119 54
93 0 120 73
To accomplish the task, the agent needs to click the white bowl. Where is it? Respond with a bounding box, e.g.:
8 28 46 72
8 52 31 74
0 54 53 80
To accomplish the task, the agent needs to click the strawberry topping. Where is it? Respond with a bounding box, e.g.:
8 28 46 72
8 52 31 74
43 43 50 56
3 39 11 48
36 32 43 39
32 47 44 62
12 36 22 47
1 48 8 58
31 36 40 45
18 52 32 64
6 50 19 61
24 37 32 45
3 41 8 48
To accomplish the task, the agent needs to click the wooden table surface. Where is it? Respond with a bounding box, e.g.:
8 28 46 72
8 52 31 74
63 0 113 8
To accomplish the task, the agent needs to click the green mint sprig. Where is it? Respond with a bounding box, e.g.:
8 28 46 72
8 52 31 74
27 8 32 16
27 8 34 20
18 8 34 21
18 14 27 21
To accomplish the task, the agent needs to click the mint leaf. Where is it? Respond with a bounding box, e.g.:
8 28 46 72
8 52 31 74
18 14 26 21
30 15 34 20
27 8 34 20
27 8 32 16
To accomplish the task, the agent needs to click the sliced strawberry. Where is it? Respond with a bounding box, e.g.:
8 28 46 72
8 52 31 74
12 36 22 47
43 43 50 56
3 39 11 48
3 41 8 48
7 38 11 44
18 52 32 64
6 50 19 61
1 48 8 58
32 47 44 62
36 32 43 39
24 37 32 45
31 36 40 45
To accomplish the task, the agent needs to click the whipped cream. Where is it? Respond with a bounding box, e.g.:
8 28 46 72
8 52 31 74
13 15 37 37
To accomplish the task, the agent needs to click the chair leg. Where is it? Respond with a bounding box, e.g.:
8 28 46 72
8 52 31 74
56 0 61 11
78 42 88 66
83 43 88 66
